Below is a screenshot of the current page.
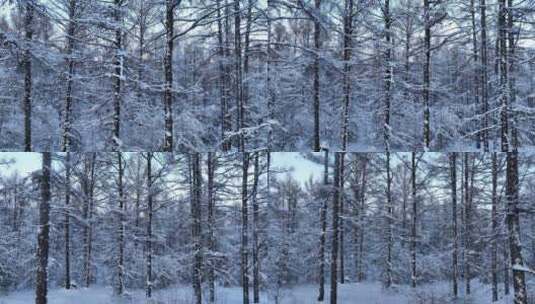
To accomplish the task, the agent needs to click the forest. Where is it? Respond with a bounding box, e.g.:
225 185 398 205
1 0 535 303
0 152 533 303
0 0 534 151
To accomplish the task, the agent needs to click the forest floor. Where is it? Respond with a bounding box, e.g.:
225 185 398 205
0 281 524 304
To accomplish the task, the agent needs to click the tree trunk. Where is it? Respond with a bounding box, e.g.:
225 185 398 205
450 153 458 298
163 0 175 151
136 1 146 117
241 152 250 304
464 154 471 295
480 0 489 151
470 0 480 149
339 152 345 284
351 156 360 283
191 153 202 304
312 0 322 151
36 153 51 304
217 0 231 151
111 0 123 151
491 152 498 302
506 152 527 304
507 0 518 149
83 154 96 287
423 0 431 149
499 0 509 151
23 1 34 151
384 151 393 288
243 0 252 141
410 152 417 288
207 153 216 303
115 152 125 295
505 240 510 295
340 0 353 151
146 153 153 298
383 0 393 284
252 153 260 303
62 0 76 152
234 0 245 151
64 153 71 290
357 156 368 282
330 153 341 304
383 0 392 152
266 0 275 149
135 156 142 235
317 149 328 302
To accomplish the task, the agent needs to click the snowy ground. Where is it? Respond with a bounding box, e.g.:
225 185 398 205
0 281 519 304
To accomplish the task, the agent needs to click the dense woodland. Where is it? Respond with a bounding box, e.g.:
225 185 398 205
0 0 534 151
0 152 533 303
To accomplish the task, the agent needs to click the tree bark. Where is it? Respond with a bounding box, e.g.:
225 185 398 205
410 152 417 288
163 0 176 151
491 152 498 302
312 0 322 151
480 0 489 151
506 151 527 304
383 0 392 152
207 153 216 303
266 0 275 149
35 153 51 304
340 0 353 151
330 153 340 304
191 153 202 304
470 0 480 149
64 153 71 289
450 153 458 298
252 153 260 303
423 0 431 149
384 151 393 288
505 243 510 295
241 152 250 304
146 153 153 298
499 0 509 151
357 155 368 282
23 1 34 151
62 0 77 152
111 0 123 151
82 153 96 287
464 154 471 295
217 0 231 151
339 152 345 284
317 149 328 302
243 0 253 141
507 0 518 149
234 0 245 151
115 152 125 295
